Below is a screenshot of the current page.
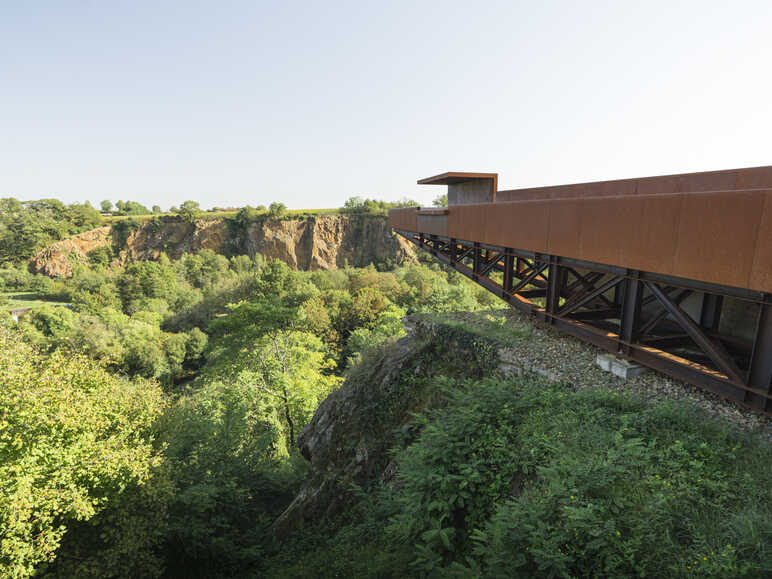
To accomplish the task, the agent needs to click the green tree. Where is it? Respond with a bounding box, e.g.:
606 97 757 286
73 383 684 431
0 327 167 578
268 202 287 218
232 205 260 227
114 200 151 216
242 330 341 446
433 193 448 207
176 200 202 223
101 200 113 212
152 205 162 214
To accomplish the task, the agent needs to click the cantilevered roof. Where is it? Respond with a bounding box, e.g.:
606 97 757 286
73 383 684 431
417 172 498 185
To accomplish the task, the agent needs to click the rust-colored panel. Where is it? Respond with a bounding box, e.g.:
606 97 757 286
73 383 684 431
483 201 550 251
674 190 766 289
564 184 591 198
677 170 737 193
417 214 448 237
737 166 772 189
546 199 582 257
749 191 772 292
576 198 628 265
495 165 772 202
614 195 683 274
635 175 680 195
448 203 488 242
586 178 637 198
388 208 417 232
418 172 497 185
497 188 541 202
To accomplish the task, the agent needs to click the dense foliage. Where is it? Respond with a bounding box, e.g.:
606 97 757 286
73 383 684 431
1 230 769 577
0 248 503 577
0 326 167 577
0 198 103 263
342 196 419 214
269 377 772 578
114 200 151 216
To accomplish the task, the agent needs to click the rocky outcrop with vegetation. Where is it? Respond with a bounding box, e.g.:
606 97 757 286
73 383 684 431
29 226 112 277
273 318 503 534
30 214 416 276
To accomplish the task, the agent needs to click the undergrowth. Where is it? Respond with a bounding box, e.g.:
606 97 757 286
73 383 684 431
265 377 772 578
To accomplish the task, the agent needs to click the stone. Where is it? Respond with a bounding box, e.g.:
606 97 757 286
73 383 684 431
596 353 650 379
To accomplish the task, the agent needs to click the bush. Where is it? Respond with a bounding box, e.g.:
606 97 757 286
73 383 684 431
388 378 772 577
268 202 287 219
87 245 115 266
176 200 202 223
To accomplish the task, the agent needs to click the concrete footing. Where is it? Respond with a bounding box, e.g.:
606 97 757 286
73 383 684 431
596 353 650 379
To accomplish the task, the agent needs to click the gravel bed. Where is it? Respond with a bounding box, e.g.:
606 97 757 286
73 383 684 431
424 309 772 440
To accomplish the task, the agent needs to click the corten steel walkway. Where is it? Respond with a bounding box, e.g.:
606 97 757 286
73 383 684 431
389 167 772 414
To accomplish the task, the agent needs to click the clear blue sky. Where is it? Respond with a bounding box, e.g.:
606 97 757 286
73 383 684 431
2 1 771 209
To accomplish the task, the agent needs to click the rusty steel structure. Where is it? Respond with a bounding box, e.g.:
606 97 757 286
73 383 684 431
389 167 772 414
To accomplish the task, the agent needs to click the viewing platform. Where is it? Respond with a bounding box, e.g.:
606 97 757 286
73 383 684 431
389 166 772 414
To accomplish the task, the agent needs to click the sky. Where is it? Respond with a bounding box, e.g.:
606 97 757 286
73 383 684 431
2 0 772 210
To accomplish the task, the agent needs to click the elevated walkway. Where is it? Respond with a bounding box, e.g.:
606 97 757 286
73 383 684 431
389 166 772 414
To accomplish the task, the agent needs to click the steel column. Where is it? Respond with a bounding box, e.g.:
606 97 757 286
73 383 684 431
747 303 772 411
619 274 643 355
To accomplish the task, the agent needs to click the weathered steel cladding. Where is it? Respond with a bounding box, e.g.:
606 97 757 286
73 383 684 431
396 231 772 414
393 190 771 293
388 207 417 232
495 165 772 202
416 214 448 237
389 165 772 413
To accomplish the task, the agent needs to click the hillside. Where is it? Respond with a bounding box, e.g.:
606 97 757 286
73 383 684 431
30 213 417 277
264 312 772 577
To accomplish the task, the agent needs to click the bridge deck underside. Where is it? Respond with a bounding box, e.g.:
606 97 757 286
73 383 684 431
395 230 772 415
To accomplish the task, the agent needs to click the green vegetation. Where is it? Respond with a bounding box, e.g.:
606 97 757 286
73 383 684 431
0 209 769 577
0 291 69 309
175 200 203 223
115 200 151 215
0 246 503 578
0 198 102 263
269 376 772 578
342 196 419 215
433 193 448 207
0 326 167 577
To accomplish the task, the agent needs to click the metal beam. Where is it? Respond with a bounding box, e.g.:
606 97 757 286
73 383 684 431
559 276 624 317
645 281 745 384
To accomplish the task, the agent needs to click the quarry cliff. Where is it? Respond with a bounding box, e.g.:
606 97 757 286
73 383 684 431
30 214 417 276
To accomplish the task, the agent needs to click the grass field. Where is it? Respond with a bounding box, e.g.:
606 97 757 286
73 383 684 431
2 292 69 310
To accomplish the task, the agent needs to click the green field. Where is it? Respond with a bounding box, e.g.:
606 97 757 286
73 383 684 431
2 292 69 310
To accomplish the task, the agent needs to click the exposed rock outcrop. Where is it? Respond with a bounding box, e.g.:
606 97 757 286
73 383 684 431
30 215 416 276
29 226 112 277
272 317 503 535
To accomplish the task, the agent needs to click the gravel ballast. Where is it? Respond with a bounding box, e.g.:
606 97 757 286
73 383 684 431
416 309 772 439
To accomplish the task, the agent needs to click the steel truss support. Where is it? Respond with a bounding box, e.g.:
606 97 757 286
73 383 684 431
395 229 772 415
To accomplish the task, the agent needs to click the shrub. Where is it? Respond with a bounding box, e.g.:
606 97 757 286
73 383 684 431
388 378 772 577
268 202 287 218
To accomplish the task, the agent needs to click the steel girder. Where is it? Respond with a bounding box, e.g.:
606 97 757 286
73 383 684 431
396 230 772 415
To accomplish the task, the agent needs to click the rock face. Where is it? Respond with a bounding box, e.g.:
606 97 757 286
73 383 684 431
272 318 503 536
272 334 430 534
30 215 417 276
29 226 112 277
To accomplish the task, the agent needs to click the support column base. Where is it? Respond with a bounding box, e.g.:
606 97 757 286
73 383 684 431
596 353 650 379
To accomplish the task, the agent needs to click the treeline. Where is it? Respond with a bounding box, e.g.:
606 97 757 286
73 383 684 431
0 194 426 266
341 196 418 215
0 198 103 263
0 252 502 577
